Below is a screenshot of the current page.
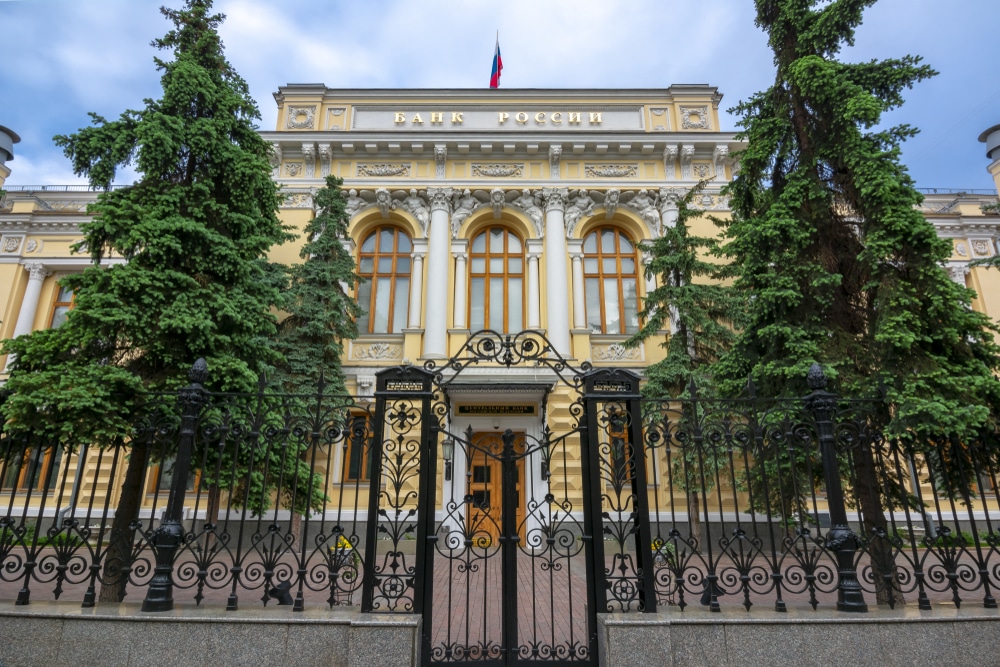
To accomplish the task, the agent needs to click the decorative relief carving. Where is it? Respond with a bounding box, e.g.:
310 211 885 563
282 192 313 209
592 343 641 362
549 145 562 180
302 142 316 178
472 163 524 178
490 188 506 218
318 143 332 177
435 144 447 179
663 145 678 180
955 241 968 257
352 342 403 361
680 145 695 180
398 189 431 234
285 162 303 177
972 239 992 257
357 163 411 177
623 190 661 237
650 108 668 131
680 105 709 130
42 201 90 212
375 188 393 218
451 189 481 236
687 192 731 211
326 107 346 130
946 264 970 286
25 239 38 253
585 164 638 178
564 189 595 239
286 106 317 129
270 143 282 178
692 163 712 179
1 235 24 254
713 145 729 180
603 189 621 219
513 189 545 238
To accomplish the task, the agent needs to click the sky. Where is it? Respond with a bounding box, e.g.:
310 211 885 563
1 0 998 192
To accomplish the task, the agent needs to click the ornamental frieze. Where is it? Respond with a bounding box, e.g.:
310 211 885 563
592 343 642 362
471 163 524 178
585 164 638 178
357 163 411 178
351 341 404 361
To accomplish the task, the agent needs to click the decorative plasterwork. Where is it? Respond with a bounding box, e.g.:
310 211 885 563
375 188 393 217
688 191 731 211
270 143 282 178
680 145 695 180
286 106 317 130
1 234 24 254
282 191 313 209
564 190 595 239
25 239 39 253
351 341 403 361
512 190 545 238
285 162 303 177
585 164 638 178
663 145 678 181
622 190 661 237
650 108 668 131
592 342 642 362
692 163 712 180
955 241 969 257
302 142 316 178
451 189 483 236
549 146 562 180
603 189 621 220
713 146 729 181
680 105 710 130
357 163 411 177
472 163 524 178
490 188 506 218
971 239 993 257
946 263 970 286
326 107 347 131
435 144 447 179
318 143 332 177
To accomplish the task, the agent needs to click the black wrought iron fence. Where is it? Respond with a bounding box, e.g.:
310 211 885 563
0 362 373 611
592 365 1000 613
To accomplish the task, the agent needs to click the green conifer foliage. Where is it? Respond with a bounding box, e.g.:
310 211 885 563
718 0 1000 604
719 0 1000 440
273 175 361 396
1 0 291 602
627 183 743 397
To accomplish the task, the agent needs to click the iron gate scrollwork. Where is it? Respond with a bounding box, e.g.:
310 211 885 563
362 330 628 667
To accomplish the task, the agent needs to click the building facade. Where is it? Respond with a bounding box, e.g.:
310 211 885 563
2 87 1000 519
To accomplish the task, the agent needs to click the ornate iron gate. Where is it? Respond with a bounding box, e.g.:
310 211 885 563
361 331 607 666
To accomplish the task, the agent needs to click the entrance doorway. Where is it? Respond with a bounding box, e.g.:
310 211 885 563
466 431 526 546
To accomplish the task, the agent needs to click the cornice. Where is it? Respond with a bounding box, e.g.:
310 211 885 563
274 85 722 105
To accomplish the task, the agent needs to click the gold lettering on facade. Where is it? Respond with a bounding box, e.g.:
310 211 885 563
568 112 582 124
498 112 509 124
412 113 424 124
589 112 603 124
550 112 562 124
451 112 464 124
394 112 406 124
430 112 444 124
385 380 425 391
534 112 546 124
515 112 528 124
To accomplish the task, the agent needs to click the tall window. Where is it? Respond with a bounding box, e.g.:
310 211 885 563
342 414 371 483
583 227 639 335
49 283 74 328
469 227 524 333
357 227 411 334
1 445 63 493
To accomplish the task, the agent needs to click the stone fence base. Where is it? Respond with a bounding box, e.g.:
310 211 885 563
598 607 1000 667
0 602 419 667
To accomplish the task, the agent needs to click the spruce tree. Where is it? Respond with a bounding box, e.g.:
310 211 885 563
627 184 743 550
717 0 1000 603
1 0 291 601
270 175 362 539
273 175 361 396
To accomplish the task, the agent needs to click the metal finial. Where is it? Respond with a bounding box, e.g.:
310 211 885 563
806 363 826 391
189 358 208 384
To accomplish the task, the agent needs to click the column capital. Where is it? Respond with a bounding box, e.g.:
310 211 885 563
427 187 454 212
23 262 51 282
541 187 569 213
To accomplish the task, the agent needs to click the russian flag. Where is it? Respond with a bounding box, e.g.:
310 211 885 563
489 34 502 89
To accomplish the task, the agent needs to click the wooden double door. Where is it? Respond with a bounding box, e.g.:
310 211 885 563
466 431 526 545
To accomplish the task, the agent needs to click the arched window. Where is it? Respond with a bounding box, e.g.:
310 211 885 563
583 227 639 335
469 226 524 333
357 227 412 334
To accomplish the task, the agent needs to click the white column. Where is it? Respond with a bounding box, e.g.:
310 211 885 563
526 240 542 330
424 188 453 358
452 247 468 329
542 188 571 355
570 249 587 330
4 262 51 371
407 243 426 329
